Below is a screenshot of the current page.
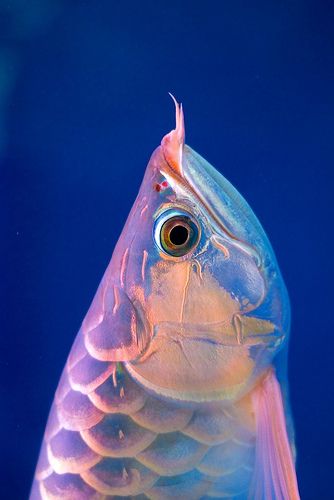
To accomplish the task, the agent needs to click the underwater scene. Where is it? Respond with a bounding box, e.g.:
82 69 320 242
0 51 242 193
2 2 333 499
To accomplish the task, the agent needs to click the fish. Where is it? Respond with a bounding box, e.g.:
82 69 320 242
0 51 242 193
30 96 300 500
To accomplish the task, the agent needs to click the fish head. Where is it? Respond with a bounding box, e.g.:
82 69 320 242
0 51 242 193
96 98 290 403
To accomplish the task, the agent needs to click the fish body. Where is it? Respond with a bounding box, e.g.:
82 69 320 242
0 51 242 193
31 99 299 499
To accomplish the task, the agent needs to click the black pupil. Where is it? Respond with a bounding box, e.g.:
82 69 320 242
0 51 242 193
169 225 189 246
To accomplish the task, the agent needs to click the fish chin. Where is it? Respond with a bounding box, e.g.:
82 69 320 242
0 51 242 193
127 257 282 402
126 319 281 403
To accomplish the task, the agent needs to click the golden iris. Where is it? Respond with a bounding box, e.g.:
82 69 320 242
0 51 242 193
157 211 199 257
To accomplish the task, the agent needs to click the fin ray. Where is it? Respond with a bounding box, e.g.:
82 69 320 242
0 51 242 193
249 370 300 500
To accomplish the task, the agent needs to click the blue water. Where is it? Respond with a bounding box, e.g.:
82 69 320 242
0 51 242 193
2 2 333 498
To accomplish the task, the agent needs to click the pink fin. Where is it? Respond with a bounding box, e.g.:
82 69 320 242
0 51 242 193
250 370 300 500
161 93 185 176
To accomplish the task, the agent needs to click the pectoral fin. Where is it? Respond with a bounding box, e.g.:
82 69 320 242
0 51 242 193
249 370 300 500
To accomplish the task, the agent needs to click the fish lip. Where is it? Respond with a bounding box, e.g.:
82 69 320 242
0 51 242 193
152 320 282 348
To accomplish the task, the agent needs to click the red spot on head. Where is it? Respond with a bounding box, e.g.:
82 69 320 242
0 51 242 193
154 180 168 193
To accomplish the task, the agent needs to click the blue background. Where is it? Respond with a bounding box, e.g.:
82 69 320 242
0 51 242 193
2 1 333 498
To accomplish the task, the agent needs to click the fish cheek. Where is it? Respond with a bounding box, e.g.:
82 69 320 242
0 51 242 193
205 242 267 312
127 259 258 402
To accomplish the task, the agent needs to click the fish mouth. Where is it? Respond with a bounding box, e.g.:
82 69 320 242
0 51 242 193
151 319 283 349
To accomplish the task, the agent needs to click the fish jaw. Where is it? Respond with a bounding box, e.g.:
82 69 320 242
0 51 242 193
126 257 284 403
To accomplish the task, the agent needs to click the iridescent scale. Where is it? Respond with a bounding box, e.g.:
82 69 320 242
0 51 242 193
31 334 255 499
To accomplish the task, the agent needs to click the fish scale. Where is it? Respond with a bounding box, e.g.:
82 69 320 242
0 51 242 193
31 344 256 499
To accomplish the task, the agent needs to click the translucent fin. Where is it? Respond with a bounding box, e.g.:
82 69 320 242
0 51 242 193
249 370 300 500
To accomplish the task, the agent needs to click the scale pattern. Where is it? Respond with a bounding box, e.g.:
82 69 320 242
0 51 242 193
31 331 256 499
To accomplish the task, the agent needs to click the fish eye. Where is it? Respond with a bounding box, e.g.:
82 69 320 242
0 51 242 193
154 209 200 257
